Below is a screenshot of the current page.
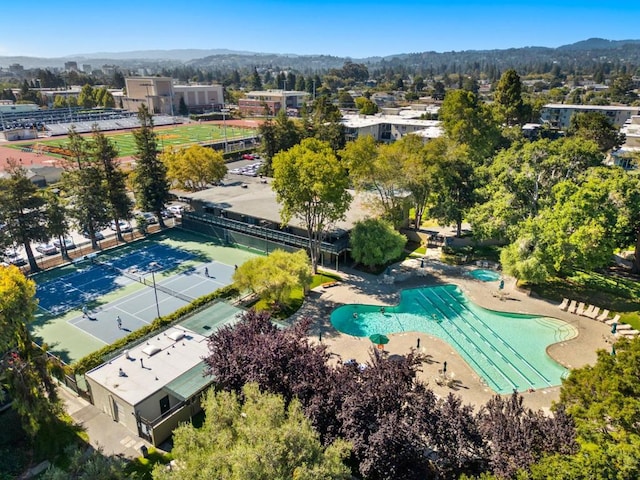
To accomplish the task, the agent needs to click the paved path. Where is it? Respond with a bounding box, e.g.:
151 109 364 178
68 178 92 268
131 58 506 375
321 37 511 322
297 252 613 413
57 385 154 459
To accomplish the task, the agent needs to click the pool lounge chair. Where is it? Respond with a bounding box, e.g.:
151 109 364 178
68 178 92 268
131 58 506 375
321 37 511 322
567 300 578 314
575 302 587 316
596 309 610 322
605 314 621 326
558 298 570 311
619 329 639 337
586 307 601 319
615 323 632 330
580 304 596 317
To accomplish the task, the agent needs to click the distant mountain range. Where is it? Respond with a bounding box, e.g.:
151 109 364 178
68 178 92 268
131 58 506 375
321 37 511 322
1 38 640 71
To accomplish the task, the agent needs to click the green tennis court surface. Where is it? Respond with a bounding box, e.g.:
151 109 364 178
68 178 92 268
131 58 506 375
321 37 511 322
29 229 258 364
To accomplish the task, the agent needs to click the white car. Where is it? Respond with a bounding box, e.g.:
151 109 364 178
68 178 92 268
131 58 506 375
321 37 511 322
36 242 59 255
110 220 133 233
167 205 185 217
53 237 76 250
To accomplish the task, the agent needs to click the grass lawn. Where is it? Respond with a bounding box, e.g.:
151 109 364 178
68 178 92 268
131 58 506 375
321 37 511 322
11 123 258 159
529 270 640 329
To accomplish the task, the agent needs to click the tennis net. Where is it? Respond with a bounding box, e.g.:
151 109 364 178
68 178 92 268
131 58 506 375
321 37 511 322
91 258 194 304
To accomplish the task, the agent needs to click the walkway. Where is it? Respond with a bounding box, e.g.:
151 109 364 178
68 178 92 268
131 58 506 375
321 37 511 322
57 385 154 459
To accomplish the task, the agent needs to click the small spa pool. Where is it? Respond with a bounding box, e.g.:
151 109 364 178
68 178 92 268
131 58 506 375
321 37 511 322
469 268 501 282
330 285 576 394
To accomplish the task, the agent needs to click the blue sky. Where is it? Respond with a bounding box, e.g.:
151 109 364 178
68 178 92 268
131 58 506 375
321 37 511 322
1 1 637 58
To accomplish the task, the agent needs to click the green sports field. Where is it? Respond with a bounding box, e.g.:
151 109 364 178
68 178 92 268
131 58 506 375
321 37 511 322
13 123 258 159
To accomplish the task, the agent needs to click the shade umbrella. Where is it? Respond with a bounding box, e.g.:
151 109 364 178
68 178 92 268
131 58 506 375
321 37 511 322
369 333 390 348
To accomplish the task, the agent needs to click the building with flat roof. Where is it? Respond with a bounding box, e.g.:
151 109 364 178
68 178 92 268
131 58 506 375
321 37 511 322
238 89 309 117
341 113 442 142
85 302 243 446
123 77 224 115
540 104 640 129
181 173 382 271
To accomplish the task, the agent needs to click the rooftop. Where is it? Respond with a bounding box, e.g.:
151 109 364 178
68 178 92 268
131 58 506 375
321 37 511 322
187 174 376 230
543 103 640 111
85 326 210 406
341 113 442 129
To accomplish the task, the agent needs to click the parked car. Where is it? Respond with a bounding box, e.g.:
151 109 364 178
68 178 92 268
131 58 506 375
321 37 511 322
4 249 26 266
36 242 59 255
110 220 133 233
140 212 158 224
167 205 185 217
52 237 76 250
82 230 105 240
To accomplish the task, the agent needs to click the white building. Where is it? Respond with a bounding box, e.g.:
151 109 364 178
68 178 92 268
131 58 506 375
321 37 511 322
341 113 442 142
540 104 640 129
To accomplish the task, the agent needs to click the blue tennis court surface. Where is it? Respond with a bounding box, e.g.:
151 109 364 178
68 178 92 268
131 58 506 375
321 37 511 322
36 243 195 315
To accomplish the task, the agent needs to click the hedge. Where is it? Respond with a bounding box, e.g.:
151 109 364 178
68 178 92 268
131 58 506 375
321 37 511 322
69 284 240 376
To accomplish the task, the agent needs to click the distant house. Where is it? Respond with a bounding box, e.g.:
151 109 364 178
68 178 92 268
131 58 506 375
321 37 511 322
238 90 309 117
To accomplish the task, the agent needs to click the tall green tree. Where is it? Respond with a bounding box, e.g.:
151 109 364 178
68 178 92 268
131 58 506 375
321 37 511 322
44 189 71 260
131 105 170 228
0 160 49 272
0 266 61 438
77 83 96 108
91 128 132 242
152 383 352 480
493 68 525 126
439 89 501 163
567 111 626 153
62 129 110 249
272 138 352 273
429 142 476 237
341 135 407 228
259 109 302 174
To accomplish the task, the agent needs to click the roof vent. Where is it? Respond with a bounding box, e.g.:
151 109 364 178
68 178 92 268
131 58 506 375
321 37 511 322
168 331 184 342
142 345 161 357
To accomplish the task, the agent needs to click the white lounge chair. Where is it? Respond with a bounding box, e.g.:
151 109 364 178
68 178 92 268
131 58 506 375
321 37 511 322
567 300 578 314
605 314 621 326
596 309 610 322
619 329 639 337
586 307 600 319
558 298 570 311
575 302 587 316
615 323 632 330
580 305 596 317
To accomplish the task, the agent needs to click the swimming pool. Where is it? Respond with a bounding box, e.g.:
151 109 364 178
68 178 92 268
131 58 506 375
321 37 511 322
469 268 501 282
330 285 576 394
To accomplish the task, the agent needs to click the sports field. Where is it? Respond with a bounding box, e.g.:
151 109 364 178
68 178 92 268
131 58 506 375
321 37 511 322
13 123 258 159
29 229 259 364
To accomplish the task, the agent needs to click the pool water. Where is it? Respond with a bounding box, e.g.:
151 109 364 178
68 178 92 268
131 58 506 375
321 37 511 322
469 268 501 282
330 285 576 394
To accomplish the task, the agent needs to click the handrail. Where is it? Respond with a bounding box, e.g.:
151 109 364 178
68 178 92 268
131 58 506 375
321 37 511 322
185 212 350 254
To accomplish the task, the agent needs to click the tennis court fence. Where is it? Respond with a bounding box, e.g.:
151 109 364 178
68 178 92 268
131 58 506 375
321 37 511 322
91 258 195 304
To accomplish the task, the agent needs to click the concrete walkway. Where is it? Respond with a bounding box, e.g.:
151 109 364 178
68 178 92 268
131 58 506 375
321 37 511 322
298 252 613 413
57 385 153 459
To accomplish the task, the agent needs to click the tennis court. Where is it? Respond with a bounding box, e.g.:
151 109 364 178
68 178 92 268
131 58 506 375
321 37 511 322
29 229 258 363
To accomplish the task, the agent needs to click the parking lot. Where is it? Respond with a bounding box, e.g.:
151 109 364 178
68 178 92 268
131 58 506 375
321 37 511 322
2 201 191 271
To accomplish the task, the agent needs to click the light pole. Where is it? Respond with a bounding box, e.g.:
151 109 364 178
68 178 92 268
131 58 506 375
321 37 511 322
149 262 161 319
221 108 229 152
140 82 152 112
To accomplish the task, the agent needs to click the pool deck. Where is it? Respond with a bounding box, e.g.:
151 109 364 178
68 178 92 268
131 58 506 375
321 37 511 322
297 252 613 414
